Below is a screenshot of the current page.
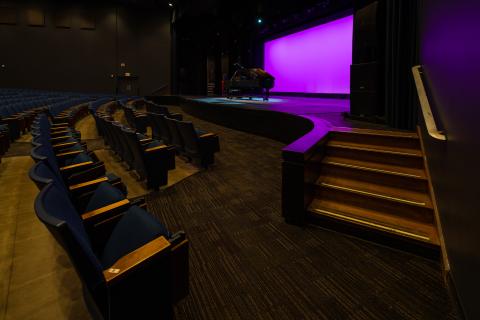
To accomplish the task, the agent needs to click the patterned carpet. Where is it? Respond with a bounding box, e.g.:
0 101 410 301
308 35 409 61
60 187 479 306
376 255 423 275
147 109 460 320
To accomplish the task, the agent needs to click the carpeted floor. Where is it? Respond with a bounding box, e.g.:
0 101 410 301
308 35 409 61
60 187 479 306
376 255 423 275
147 108 460 320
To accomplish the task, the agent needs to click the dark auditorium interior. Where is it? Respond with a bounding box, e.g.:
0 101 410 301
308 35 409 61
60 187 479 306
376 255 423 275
0 0 479 319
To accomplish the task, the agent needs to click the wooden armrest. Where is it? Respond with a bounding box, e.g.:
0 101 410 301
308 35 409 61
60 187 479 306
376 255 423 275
199 133 216 138
139 138 152 142
60 161 94 171
145 145 168 152
67 163 107 185
56 150 83 158
104 236 171 285
69 176 109 191
50 128 69 133
82 199 130 221
50 135 72 141
53 141 76 148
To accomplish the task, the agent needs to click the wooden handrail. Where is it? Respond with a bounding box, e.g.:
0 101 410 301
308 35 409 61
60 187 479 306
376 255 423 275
412 65 446 141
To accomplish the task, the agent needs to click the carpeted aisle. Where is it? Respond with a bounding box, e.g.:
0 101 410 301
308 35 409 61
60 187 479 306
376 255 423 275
147 108 459 320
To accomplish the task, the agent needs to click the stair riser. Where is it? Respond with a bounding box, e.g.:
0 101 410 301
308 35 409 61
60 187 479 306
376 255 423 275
326 147 424 169
316 188 434 224
320 165 429 193
331 132 421 150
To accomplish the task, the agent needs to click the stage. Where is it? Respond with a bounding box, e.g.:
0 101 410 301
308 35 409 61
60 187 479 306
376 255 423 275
148 94 384 157
187 96 352 127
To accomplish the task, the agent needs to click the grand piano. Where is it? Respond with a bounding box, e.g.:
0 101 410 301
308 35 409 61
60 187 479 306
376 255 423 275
224 64 275 101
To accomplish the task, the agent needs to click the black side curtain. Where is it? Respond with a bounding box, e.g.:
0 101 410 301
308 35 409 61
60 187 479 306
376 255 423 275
384 0 419 130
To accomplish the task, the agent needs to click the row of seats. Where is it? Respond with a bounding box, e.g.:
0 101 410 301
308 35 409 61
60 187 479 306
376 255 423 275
28 110 189 319
126 99 221 168
0 88 109 161
91 101 176 190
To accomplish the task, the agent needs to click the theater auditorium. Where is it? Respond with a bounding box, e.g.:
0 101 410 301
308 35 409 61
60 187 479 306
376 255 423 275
0 0 478 319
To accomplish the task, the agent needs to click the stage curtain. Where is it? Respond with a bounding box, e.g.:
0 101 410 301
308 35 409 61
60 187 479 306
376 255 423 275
384 0 419 130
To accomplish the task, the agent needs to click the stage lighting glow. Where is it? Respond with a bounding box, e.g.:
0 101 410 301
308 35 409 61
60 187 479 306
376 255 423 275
257 18 263 24
264 15 353 94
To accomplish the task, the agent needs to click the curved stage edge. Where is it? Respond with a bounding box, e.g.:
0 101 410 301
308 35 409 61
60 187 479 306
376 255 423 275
149 95 340 226
178 97 333 159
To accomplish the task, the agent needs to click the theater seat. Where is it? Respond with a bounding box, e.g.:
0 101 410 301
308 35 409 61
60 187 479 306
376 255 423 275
165 117 185 153
149 112 173 145
29 160 129 215
84 182 126 213
121 127 176 189
101 205 171 268
35 183 189 319
63 152 93 166
176 120 220 167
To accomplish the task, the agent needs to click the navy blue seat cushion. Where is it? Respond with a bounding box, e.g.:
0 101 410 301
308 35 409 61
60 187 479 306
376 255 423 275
41 184 104 276
106 172 120 182
64 152 92 166
59 144 84 154
101 205 171 268
62 136 78 143
85 182 125 212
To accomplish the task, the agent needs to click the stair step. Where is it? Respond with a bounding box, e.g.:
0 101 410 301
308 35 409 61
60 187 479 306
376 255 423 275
322 155 427 180
316 175 432 208
325 146 424 169
309 198 439 245
331 128 421 150
320 163 428 193
315 187 434 224
333 127 419 139
327 141 423 157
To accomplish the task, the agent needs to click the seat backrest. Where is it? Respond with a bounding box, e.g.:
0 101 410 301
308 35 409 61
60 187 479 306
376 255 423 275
34 183 105 292
30 144 48 163
121 127 147 176
30 142 64 183
29 160 55 190
103 118 120 152
165 117 183 151
150 113 170 144
176 120 200 155
113 122 133 164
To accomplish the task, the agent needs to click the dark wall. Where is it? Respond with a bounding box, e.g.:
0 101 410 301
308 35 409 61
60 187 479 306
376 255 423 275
0 1 171 94
419 1 480 318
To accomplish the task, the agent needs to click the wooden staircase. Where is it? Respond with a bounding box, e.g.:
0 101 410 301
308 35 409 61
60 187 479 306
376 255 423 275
308 128 440 248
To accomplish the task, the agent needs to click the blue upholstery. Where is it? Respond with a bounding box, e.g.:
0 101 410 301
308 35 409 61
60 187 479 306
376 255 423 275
106 172 118 181
85 182 126 212
64 152 92 166
61 143 84 152
101 205 171 268
36 183 104 274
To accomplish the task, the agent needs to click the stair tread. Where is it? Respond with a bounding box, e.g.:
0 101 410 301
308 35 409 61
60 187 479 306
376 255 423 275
316 175 433 208
322 155 427 179
327 141 423 157
333 127 419 139
309 198 439 245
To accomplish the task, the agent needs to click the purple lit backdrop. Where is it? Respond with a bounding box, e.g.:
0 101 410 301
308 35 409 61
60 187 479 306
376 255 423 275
264 15 353 94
